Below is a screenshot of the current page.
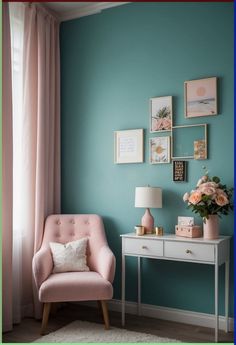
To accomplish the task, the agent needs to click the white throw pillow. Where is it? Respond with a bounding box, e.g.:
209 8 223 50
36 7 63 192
49 237 90 273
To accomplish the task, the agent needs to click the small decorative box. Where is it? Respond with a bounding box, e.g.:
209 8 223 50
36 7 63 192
175 225 202 238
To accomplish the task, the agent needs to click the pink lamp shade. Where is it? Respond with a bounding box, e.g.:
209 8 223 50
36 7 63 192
135 187 162 234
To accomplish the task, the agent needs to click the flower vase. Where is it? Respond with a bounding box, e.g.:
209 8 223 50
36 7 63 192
203 215 219 239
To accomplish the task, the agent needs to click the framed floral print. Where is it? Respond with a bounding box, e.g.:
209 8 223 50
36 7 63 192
150 96 172 132
150 136 170 164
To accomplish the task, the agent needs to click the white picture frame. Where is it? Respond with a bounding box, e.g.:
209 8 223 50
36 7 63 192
184 77 217 118
150 96 172 133
114 129 144 164
150 136 171 164
171 124 207 160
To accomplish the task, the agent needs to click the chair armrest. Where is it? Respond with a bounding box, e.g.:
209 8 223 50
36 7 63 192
96 245 116 283
32 246 53 289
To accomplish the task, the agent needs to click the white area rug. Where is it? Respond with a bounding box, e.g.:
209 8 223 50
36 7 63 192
34 320 181 343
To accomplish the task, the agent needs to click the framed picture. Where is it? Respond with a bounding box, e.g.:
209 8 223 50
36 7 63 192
194 140 207 160
114 129 144 164
173 160 187 182
150 96 172 132
150 136 170 164
184 77 217 118
171 124 207 159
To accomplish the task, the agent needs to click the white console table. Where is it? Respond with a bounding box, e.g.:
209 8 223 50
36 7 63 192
121 233 230 342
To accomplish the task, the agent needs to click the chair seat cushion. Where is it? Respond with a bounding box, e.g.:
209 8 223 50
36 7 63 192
39 271 113 303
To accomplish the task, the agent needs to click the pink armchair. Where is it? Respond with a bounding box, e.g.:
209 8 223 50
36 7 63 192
32 214 116 334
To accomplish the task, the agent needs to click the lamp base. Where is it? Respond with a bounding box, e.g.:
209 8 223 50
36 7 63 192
141 208 154 234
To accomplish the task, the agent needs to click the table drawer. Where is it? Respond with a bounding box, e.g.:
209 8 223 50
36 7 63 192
124 238 163 257
165 241 215 262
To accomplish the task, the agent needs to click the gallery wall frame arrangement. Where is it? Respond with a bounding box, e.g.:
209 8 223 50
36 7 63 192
114 76 216 172
114 129 144 164
184 77 217 118
150 96 172 133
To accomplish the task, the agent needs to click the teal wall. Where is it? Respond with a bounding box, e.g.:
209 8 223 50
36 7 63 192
60 3 234 317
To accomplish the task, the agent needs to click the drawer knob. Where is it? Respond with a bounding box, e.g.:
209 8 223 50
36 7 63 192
142 245 147 249
185 249 192 254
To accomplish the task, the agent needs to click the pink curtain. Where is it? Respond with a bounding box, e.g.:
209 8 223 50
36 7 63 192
3 2 61 329
2 2 13 332
23 4 61 318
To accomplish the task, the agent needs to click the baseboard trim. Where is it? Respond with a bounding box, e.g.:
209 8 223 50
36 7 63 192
79 299 234 332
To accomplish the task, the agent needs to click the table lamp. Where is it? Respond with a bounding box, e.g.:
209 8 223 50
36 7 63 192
135 186 162 234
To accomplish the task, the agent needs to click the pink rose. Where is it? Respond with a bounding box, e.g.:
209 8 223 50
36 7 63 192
216 189 227 197
189 191 202 205
199 182 218 189
215 194 229 206
200 186 216 196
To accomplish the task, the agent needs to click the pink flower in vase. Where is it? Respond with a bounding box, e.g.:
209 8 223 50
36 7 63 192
189 191 202 205
215 194 229 206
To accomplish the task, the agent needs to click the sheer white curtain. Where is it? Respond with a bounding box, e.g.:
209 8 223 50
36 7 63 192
9 2 28 323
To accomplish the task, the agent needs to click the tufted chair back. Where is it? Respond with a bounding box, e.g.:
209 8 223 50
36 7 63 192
41 214 108 272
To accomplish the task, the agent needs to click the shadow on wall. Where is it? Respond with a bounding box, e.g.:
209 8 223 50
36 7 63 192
103 216 121 253
103 216 122 293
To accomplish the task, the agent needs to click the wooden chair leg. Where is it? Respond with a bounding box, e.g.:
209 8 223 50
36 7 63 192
41 302 51 335
100 300 110 330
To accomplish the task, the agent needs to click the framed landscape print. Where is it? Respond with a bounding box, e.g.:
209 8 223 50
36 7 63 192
114 129 144 164
150 136 170 164
150 96 172 132
184 77 217 118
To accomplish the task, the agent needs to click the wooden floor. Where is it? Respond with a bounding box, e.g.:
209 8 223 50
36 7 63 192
2 303 234 343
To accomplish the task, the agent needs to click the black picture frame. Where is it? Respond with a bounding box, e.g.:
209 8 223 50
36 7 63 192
173 160 187 182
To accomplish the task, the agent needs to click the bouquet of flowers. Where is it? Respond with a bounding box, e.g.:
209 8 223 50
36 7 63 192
183 168 233 219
